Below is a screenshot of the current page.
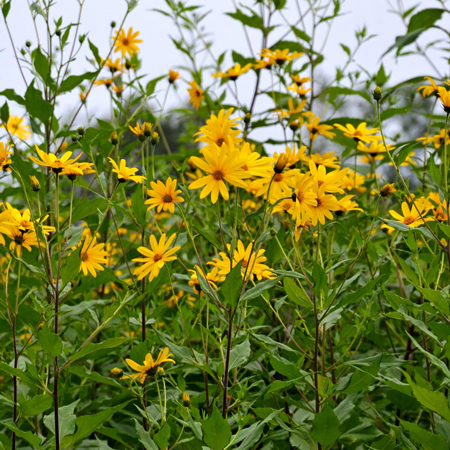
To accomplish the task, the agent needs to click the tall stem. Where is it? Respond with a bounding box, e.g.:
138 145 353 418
222 309 233 419
54 175 60 450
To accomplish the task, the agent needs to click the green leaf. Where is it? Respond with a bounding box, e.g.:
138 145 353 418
226 8 264 30
240 276 283 301
20 394 53 416
269 354 303 380
401 419 449 450
34 47 53 88
1 101 9 124
193 224 223 251
61 250 81 286
134 420 158 450
381 105 411 121
220 262 243 309
342 356 381 393
89 39 101 65
59 72 97 94
415 287 449 315
407 8 444 33
0 88 25 106
131 186 147 227
310 405 341 448
284 277 312 307
312 260 327 294
202 406 231 450
44 400 79 440
2 1 11 18
291 25 311 42
154 422 171 450
1 421 42 448
146 75 165 96
38 326 63 358
322 86 373 104
371 430 396 450
25 81 52 124
228 338 251 371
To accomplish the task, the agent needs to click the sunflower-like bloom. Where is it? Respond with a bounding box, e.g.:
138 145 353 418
341 170 366 193
380 183 396 197
5 226 40 258
290 74 311 86
195 108 242 150
428 192 448 222
303 151 341 169
124 348 175 384
108 157 146 184
357 140 394 158
113 27 143 57
189 143 250 203
287 83 312 97
212 63 252 80
188 265 223 295
208 240 275 281
188 81 204 110
29 145 83 174
304 113 335 141
169 70 181 83
61 162 95 180
416 129 450 149
275 98 307 122
4 203 54 236
2 115 31 140
132 233 181 282
129 122 152 141
272 145 306 169
145 177 184 213
388 200 433 228
309 184 340 226
104 57 123 73
438 87 450 114
79 236 108 277
238 142 272 177
337 195 363 213
308 161 348 194
271 195 295 215
260 48 302 65
334 122 381 143
417 77 440 97
0 141 13 171
292 172 317 224
252 167 297 201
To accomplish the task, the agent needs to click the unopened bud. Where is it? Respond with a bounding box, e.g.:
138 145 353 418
25 41 32 48
55 29 61 37
151 131 160 146
30 175 41 192
380 183 395 197
291 192 297 202
274 154 288 174
125 59 132 70
269 227 277 237
156 367 166 377
373 86 382 101
244 113 251 124
111 21 116 28
182 392 191 407
143 122 152 137
289 121 299 132
77 126 85 136
110 367 123 378
111 130 119 145
71 134 79 142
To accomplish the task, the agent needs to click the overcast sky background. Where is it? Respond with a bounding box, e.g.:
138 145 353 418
0 0 447 143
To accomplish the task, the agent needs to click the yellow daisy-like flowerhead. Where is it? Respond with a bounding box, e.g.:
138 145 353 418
417 76 439 97
304 114 336 141
189 142 250 204
290 74 311 86
113 27 143 58
108 157 146 184
79 236 108 277
3 115 31 140
29 145 83 174
145 177 184 213
169 70 181 83
132 233 181 283
388 200 433 228
5 226 40 258
287 83 312 97
104 57 123 73
260 48 302 65
337 195 363 214
272 145 306 170
334 122 381 143
188 265 222 295
380 183 396 198
309 183 340 226
29 175 40 192
438 87 450 114
0 141 13 171
129 122 152 141
62 162 95 181
124 348 175 384
212 63 252 80
188 81 204 110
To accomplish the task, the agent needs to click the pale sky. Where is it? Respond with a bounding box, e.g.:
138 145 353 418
0 0 446 142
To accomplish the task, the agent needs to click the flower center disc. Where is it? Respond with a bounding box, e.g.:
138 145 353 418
163 194 173 203
153 253 163 262
403 216 415 225
212 170 224 180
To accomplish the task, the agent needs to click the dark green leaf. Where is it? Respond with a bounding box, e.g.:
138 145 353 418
220 262 243 309
25 81 52 124
202 406 231 450
38 326 63 358
310 405 341 447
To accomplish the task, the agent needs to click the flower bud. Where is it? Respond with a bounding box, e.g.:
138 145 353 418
182 392 191 407
289 121 299 132
111 131 119 145
79 92 86 104
111 21 116 28
110 367 123 378
77 126 85 136
269 227 277 237
373 86 382 101
143 122 152 137
125 59 132 70
274 154 288 174
151 131 160 146
71 134 79 142
380 183 395 197
291 192 297 202
25 41 32 48
156 367 166 377
55 29 61 37
244 113 251 124
30 175 40 192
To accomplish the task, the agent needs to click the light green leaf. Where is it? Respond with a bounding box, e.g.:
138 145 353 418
202 406 231 450
20 394 53 416
228 338 251 371
310 405 341 447
38 326 62 358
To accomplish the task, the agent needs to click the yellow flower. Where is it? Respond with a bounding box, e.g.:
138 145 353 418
238 142 272 177
2 115 31 140
304 114 335 141
189 143 250 204
303 151 340 169
4 203 54 236
438 87 450 114
62 162 95 180
253 168 297 201
113 27 143 57
29 145 83 173
124 348 175 384
169 70 181 83
389 201 433 228
272 145 306 169
29 175 40 192
334 122 381 143
337 195 363 213
108 157 146 184
6 227 40 258
212 63 252 80
357 141 394 157
0 141 13 171
113 84 124 97
416 129 450 149
417 76 440 97
132 233 181 282
428 192 448 222
341 170 366 193
182 392 191 406
381 223 395 235
145 177 184 213
271 196 295 215
104 57 123 73
79 92 86 103
380 183 396 197
188 265 222 295
292 172 317 224
79 236 108 277
309 184 340 226
290 74 310 86
260 48 302 65
110 367 123 378
129 122 152 141
287 83 312 97
308 161 348 194
188 81 204 110
208 240 275 281
195 108 242 150
94 78 116 88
